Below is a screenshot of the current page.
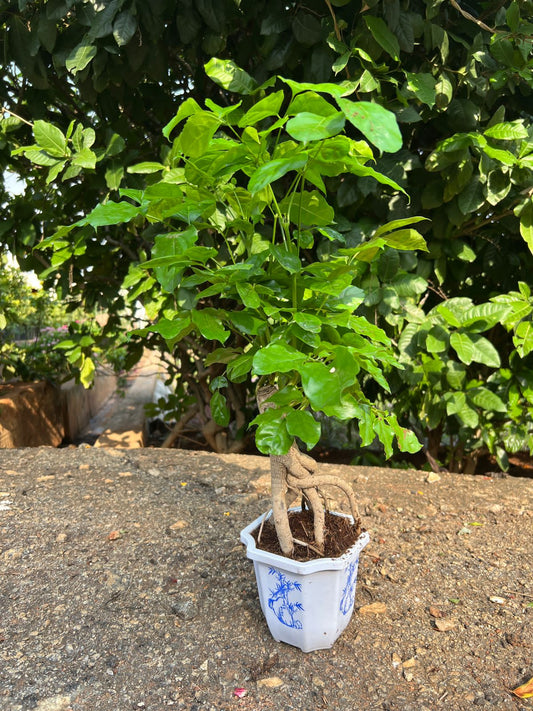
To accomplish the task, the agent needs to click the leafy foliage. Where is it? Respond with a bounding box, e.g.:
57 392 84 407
2 0 533 468
40 70 426 457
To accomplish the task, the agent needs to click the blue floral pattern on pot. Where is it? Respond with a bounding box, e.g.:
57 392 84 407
340 557 360 615
267 568 304 629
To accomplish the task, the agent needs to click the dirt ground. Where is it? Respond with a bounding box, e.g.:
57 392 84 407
1 446 532 711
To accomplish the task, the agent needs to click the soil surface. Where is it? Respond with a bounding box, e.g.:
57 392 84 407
1 446 533 711
254 509 361 560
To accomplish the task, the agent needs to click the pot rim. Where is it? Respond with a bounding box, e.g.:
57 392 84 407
240 507 370 575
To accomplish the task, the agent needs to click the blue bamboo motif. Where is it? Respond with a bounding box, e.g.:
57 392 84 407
267 568 304 629
340 558 359 615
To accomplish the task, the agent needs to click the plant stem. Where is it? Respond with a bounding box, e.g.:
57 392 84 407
2 106 33 127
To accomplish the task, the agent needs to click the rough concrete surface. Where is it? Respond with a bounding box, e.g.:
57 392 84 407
0 447 532 711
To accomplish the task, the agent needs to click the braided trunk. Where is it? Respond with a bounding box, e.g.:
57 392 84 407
257 386 361 558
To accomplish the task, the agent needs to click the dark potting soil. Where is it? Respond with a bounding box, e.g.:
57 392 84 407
253 508 362 562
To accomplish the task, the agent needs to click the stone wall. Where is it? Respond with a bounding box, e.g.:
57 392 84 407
0 381 64 447
0 371 117 448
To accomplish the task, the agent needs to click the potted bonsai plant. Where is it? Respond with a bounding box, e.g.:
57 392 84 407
35 59 426 651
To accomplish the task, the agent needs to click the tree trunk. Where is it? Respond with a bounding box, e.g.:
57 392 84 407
257 386 361 558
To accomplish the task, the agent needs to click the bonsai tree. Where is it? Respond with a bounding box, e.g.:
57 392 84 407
34 61 426 557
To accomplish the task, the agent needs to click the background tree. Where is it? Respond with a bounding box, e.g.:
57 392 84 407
1 0 533 468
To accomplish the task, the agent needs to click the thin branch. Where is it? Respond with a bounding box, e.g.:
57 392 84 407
2 106 33 127
449 0 533 39
324 0 342 42
449 0 498 33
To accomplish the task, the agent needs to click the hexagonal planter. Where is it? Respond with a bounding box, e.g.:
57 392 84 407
240 509 370 652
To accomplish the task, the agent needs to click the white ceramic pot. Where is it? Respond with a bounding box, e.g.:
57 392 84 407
240 509 370 653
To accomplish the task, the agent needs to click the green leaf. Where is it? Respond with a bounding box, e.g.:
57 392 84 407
299 361 342 410
287 91 341 117
358 407 375 447
364 16 400 60
337 99 402 153
286 410 321 449
209 376 228 392
484 121 528 140
373 417 395 458
265 386 304 407
292 11 324 45
113 10 137 46
149 228 198 292
483 146 516 168
446 362 466 389
33 120 68 157
270 245 301 274
458 178 485 215
46 160 66 183
19 148 62 166
395 426 422 453
514 320 533 356
391 273 427 297
71 147 96 169
280 77 358 100
179 112 220 158
192 310 229 343
226 353 254 382
127 162 166 174
445 392 479 428
374 216 428 237
238 91 284 127
426 325 449 353
79 200 142 228
435 72 453 108
461 303 511 331
436 305 462 328
506 1 520 31
248 154 308 194
333 51 351 75
229 311 264 335
450 332 475 365
162 98 202 140
380 228 427 251
450 332 500 367
65 40 97 74
210 391 230 427
252 342 307 374
235 283 261 309
331 346 359 389
252 409 292 455
204 58 258 95
519 200 533 253
146 316 191 342
286 112 346 142
294 312 322 333
279 190 335 227
80 356 95 388
468 387 506 413
405 72 437 108
204 348 241 366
